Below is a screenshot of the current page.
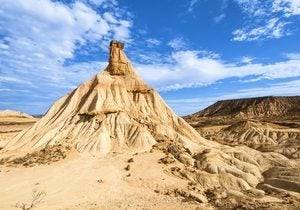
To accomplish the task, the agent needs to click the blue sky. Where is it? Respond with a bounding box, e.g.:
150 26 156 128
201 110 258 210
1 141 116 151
0 0 300 115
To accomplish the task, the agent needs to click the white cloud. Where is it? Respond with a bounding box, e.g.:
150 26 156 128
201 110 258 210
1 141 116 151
0 76 32 85
0 42 9 50
233 0 300 41
136 50 300 91
188 0 200 12
214 13 226 23
167 37 187 50
233 17 290 41
112 20 132 41
241 56 255 64
284 53 300 59
0 0 131 91
145 38 161 47
273 0 300 16
187 0 299 41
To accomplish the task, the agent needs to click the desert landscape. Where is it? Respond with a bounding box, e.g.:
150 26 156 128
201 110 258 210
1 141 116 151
0 41 299 210
184 96 300 158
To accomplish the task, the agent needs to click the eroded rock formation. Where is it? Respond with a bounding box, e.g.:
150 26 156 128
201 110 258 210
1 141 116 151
1 41 296 199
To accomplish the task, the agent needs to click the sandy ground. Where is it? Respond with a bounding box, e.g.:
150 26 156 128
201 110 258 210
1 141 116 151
0 151 206 210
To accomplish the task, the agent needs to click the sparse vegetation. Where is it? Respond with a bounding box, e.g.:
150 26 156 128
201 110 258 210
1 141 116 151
0 144 70 167
14 189 46 210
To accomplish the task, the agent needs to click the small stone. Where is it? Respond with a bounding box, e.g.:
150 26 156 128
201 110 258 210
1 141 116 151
124 165 130 171
188 192 208 203
178 153 194 166
188 181 196 186
159 156 175 164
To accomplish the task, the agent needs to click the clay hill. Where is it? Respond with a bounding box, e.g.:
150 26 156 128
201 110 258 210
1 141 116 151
0 42 299 209
2 41 211 156
184 96 300 158
189 96 300 120
0 110 36 149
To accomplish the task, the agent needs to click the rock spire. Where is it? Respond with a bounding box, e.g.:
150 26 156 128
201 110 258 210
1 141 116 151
106 40 133 75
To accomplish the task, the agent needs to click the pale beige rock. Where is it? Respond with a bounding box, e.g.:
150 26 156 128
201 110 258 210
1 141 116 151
2 41 210 157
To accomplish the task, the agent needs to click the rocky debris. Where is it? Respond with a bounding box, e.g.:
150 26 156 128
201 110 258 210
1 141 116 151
174 188 208 203
158 155 176 164
178 153 194 166
97 179 103 183
154 189 160 193
124 165 130 171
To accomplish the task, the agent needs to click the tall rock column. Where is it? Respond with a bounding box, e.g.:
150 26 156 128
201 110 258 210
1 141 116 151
106 40 133 75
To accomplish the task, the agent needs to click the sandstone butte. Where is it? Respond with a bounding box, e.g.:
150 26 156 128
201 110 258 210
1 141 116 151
0 41 298 207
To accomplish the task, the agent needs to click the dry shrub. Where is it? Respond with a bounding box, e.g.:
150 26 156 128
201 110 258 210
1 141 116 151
1 144 70 167
14 189 46 210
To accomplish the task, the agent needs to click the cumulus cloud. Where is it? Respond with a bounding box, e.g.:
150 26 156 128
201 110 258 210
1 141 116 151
135 50 300 91
0 0 131 86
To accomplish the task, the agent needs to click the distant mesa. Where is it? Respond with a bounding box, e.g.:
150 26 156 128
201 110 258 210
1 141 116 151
184 96 300 159
187 96 300 119
0 109 35 119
